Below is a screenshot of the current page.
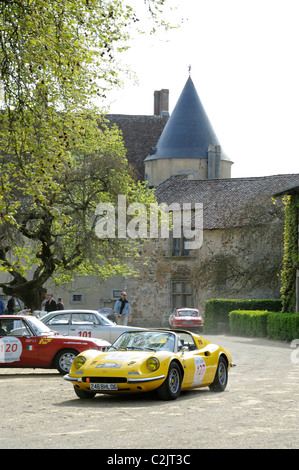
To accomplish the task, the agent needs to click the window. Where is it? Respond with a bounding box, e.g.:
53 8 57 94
172 237 190 257
71 313 100 325
47 313 71 326
70 292 85 305
0 318 31 337
171 280 193 310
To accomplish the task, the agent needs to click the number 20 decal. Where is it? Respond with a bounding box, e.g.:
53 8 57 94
0 337 22 363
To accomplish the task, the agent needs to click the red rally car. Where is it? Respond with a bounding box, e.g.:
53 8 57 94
169 308 204 330
0 315 110 374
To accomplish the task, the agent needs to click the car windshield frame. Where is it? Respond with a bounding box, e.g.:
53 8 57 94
110 330 176 353
24 316 55 336
94 311 114 326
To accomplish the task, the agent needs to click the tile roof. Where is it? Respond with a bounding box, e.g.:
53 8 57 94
155 174 299 230
106 114 168 180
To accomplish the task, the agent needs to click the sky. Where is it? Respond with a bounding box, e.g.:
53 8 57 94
106 0 299 179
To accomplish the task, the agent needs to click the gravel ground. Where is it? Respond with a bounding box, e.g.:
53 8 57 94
0 334 298 450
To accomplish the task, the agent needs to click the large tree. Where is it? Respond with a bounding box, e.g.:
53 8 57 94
0 0 171 309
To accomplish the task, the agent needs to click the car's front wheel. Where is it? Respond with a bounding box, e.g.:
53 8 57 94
209 356 228 392
156 362 182 400
54 349 79 374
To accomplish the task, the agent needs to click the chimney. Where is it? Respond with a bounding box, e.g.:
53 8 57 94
154 89 169 116
208 144 221 179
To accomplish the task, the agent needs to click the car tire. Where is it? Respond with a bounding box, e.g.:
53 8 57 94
73 386 96 399
54 349 79 374
156 362 182 400
209 356 228 392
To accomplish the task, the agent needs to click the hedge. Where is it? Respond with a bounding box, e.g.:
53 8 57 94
229 310 273 337
204 299 282 333
229 310 299 341
267 312 299 341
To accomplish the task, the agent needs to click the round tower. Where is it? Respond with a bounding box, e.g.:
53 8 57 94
144 77 233 186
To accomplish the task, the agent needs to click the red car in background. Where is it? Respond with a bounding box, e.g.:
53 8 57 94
169 308 204 330
0 315 110 374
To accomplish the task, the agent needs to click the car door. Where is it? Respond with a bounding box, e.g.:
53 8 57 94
0 318 40 366
69 312 111 341
177 332 216 387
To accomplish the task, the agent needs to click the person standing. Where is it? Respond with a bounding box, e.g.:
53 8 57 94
0 298 5 315
114 292 131 326
7 295 17 314
44 294 57 313
56 298 64 310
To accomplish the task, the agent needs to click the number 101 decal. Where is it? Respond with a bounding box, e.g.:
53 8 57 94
78 330 92 338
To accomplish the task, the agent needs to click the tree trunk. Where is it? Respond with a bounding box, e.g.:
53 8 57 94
0 281 47 312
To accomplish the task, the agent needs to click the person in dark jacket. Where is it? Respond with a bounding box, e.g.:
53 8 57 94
7 295 17 314
44 294 57 313
56 298 64 310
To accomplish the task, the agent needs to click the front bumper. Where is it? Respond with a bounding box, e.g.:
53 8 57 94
63 374 166 384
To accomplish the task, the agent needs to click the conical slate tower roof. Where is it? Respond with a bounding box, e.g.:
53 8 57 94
145 76 230 162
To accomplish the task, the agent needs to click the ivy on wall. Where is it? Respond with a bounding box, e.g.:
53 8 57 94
280 195 299 312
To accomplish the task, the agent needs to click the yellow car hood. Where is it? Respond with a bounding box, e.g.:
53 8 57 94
71 349 171 377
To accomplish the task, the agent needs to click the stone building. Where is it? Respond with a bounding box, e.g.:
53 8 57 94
108 76 299 326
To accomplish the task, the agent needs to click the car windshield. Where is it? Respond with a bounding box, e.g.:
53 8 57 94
25 316 55 336
96 312 114 326
110 331 176 352
177 309 198 317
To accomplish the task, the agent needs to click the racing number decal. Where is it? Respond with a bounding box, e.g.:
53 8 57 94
192 356 206 386
0 337 22 363
78 331 92 338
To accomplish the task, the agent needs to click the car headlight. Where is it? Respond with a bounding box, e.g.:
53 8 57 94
73 356 86 370
147 357 160 372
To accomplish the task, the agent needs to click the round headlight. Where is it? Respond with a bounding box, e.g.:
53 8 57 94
147 357 160 372
73 356 86 370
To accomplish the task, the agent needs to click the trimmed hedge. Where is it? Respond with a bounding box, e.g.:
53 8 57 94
229 310 299 341
204 299 282 333
229 310 273 337
267 312 299 341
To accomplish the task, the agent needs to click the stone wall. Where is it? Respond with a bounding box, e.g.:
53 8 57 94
127 218 285 328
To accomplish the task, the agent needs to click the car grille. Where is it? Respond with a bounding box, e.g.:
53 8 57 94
82 377 127 383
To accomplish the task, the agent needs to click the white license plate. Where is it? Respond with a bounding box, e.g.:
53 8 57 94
90 383 118 391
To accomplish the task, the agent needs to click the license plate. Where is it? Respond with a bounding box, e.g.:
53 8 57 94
90 383 118 391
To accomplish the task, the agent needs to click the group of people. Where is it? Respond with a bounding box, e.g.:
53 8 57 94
43 291 132 324
44 294 64 312
0 294 18 315
0 291 132 323
0 293 65 315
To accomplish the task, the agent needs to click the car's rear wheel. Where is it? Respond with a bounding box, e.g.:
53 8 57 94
54 349 78 374
209 356 228 392
73 386 96 399
156 362 182 400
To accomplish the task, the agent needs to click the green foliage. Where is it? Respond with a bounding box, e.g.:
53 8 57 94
267 312 299 341
280 195 299 312
204 298 282 333
229 310 273 337
229 310 299 341
0 0 172 309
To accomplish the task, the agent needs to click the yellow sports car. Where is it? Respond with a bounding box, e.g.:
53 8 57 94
64 329 236 400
